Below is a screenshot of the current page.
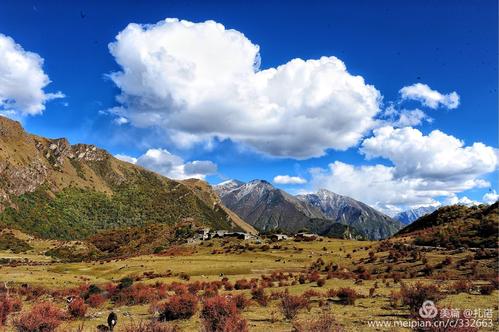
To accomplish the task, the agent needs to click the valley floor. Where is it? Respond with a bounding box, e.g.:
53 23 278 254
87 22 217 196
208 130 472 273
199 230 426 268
0 236 497 331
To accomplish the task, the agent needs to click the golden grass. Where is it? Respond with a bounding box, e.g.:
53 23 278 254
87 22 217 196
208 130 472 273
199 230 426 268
0 237 497 331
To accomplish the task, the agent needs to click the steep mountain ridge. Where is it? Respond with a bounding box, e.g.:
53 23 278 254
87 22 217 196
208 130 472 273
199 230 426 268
214 180 402 239
214 180 324 233
0 116 251 239
297 189 403 240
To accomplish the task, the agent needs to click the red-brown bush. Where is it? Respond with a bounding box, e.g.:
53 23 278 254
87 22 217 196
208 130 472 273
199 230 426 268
449 280 473 294
326 288 337 297
0 296 13 325
302 289 321 299
250 287 268 306
234 279 251 290
0 296 21 325
279 293 309 320
230 294 250 311
67 297 87 318
400 282 443 315
158 293 198 321
308 271 321 283
13 301 66 332
336 287 358 305
200 295 248 332
389 290 402 308
87 293 106 308
114 283 162 305
293 311 344 332
121 320 179 332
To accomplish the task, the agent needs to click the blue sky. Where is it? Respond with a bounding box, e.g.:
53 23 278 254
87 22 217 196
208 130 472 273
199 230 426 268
0 0 497 214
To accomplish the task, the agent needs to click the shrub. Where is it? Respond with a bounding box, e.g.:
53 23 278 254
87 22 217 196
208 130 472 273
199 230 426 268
200 295 248 332
68 297 87 318
83 284 102 299
250 287 268 306
158 293 198 321
337 288 358 305
302 289 321 299
293 311 344 332
279 294 308 320
13 301 66 332
115 283 160 305
298 275 306 284
234 279 251 290
121 320 179 332
316 279 326 287
87 293 106 308
0 296 21 325
0 297 11 325
119 277 134 289
308 271 320 283
389 291 402 308
449 280 473 294
326 288 337 297
230 294 250 311
400 282 443 315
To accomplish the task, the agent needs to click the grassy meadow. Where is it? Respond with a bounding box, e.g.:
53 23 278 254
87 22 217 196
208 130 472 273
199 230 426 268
0 232 497 332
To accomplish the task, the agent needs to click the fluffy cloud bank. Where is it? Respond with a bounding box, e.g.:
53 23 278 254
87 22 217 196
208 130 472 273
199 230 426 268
273 175 307 185
361 126 498 180
400 83 459 109
108 18 381 159
310 126 498 213
115 149 217 180
0 33 63 116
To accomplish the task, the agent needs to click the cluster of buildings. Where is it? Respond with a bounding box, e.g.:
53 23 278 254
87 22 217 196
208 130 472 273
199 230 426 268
193 228 318 242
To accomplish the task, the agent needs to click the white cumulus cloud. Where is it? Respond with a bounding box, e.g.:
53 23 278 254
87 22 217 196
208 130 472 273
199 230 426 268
483 190 499 204
444 194 480 206
399 83 459 109
381 105 431 127
115 148 217 180
309 127 497 214
361 126 498 180
310 162 445 215
273 175 307 185
107 18 381 159
0 33 64 116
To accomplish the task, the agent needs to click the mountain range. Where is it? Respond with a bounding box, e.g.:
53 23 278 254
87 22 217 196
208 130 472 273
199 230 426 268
214 180 403 239
393 206 438 224
0 116 253 240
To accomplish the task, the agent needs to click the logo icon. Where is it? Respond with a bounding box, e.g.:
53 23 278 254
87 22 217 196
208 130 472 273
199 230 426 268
419 300 438 319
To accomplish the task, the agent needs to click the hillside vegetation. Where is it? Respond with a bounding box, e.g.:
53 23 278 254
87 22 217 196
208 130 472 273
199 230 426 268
396 202 498 248
0 116 249 240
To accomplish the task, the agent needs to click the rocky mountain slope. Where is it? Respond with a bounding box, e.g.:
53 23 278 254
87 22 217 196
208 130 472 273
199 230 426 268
214 180 402 239
0 116 251 239
393 206 438 224
297 189 403 240
214 180 323 232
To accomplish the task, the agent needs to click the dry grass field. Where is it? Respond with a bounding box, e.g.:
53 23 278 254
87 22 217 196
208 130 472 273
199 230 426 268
0 233 497 332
